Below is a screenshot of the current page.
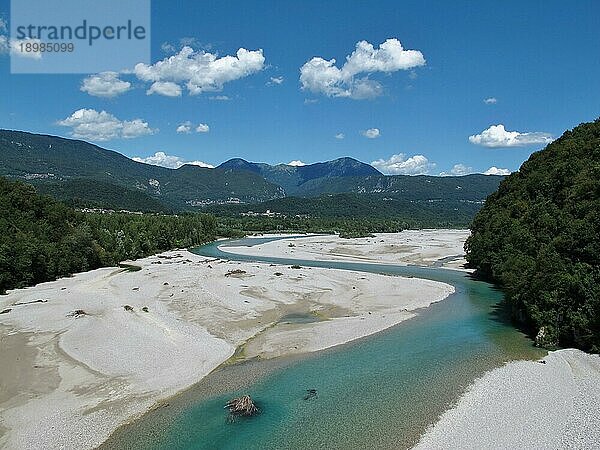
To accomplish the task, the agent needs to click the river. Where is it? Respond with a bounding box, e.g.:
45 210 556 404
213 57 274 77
101 236 543 449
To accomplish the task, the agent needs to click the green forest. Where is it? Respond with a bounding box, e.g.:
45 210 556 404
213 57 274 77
207 193 483 229
466 119 600 352
0 177 217 294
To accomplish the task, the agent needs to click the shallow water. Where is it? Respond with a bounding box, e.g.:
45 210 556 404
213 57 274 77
278 312 322 324
102 237 543 450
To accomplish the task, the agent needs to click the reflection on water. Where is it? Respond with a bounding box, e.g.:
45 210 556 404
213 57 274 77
101 237 543 450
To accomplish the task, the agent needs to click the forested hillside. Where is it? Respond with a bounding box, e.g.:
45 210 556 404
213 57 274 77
207 193 483 228
0 177 217 294
466 119 600 351
294 173 502 199
36 179 171 213
0 130 284 210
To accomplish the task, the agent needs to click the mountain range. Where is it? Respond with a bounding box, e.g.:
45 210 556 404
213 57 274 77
217 157 381 195
0 129 504 213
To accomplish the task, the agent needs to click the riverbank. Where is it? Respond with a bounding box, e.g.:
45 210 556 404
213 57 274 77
415 348 600 449
0 236 455 449
222 229 472 271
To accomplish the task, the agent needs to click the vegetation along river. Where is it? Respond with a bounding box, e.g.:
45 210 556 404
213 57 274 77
101 236 544 450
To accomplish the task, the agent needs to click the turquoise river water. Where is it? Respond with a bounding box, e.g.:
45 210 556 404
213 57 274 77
101 237 543 449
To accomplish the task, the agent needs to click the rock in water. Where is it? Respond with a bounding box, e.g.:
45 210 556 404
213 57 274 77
304 389 318 400
224 395 259 417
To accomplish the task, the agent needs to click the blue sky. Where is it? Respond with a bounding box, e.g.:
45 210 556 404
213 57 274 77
1 0 599 175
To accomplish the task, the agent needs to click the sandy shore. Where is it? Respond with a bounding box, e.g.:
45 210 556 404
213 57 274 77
414 349 600 449
224 229 472 271
0 238 455 449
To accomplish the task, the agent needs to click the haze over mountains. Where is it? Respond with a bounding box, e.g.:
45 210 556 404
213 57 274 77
0 129 503 213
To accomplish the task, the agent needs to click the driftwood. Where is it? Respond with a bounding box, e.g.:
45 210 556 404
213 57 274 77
157 254 183 259
201 258 220 264
13 299 47 306
224 395 259 419
225 269 247 277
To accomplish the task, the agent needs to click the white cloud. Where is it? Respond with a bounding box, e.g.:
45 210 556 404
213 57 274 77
303 98 319 104
161 42 176 53
439 164 511 176
371 153 434 175
181 159 213 168
0 35 8 54
451 163 473 175
133 151 213 169
196 123 210 133
440 163 474 176
362 128 380 139
209 95 230 101
1 38 43 59
484 166 511 175
134 46 265 96
58 109 156 142
179 37 202 48
176 121 209 134
0 21 10 55
268 76 284 85
176 121 192 134
469 124 554 147
483 97 497 104
0 22 42 59
335 133 345 140
146 81 182 97
159 37 213 54
80 72 131 98
121 120 153 139
287 160 306 166
300 38 425 100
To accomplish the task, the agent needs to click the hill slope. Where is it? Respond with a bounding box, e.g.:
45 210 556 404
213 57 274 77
294 173 501 200
0 130 284 210
35 179 171 213
466 119 600 351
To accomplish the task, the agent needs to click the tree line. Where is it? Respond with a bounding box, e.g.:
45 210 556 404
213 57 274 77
0 177 217 293
466 119 600 352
